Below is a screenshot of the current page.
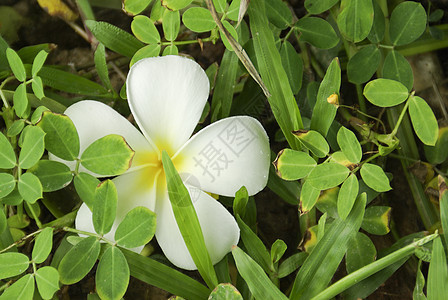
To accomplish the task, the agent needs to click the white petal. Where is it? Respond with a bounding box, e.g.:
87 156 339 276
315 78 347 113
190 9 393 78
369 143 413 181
155 186 239 270
174 116 270 196
126 56 209 154
50 100 156 175
75 167 158 252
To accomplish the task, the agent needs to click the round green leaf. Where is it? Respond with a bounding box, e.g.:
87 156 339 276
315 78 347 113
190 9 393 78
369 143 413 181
18 172 43 204
280 41 303 94
409 96 438 146
367 0 385 43
293 130 329 158
37 111 80 161
130 44 161 66
162 9 180 42
6 48 26 82
74 172 100 210
183 7 216 33
0 132 16 169
0 173 16 199
273 149 316 181
424 126 448 165
123 0 152 15
80 134 135 176
7 119 25 137
131 15 161 44
13 82 28 118
347 45 380 84
1 188 24 206
32 76 45 100
58 236 101 285
213 0 226 13
382 50 414 92
32 227 54 264
361 205 391 235
18 126 45 169
296 17 339 49
307 162 349 190
32 50 49 77
360 163 391 192
389 2 426 46
162 0 193 10
363 78 409 107
304 0 339 14
337 174 359 220
115 206 157 248
96 247 130 300
337 0 374 42
227 0 241 21
300 180 321 213
337 126 362 163
35 266 60 300
345 232 376 273
93 180 117 235
29 160 73 192
0 252 29 279
162 45 179 56
266 0 292 29
209 283 243 300
0 273 34 300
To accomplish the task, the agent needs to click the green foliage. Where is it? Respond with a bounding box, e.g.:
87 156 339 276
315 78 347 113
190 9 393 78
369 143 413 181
363 79 409 107
96 246 130 300
115 206 157 248
209 283 243 300
93 180 117 235
0 252 29 279
273 148 316 180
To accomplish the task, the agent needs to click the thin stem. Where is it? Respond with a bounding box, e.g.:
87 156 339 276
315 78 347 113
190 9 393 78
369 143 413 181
26 202 43 229
160 37 214 46
62 226 116 246
0 77 15 108
0 228 45 254
389 97 411 138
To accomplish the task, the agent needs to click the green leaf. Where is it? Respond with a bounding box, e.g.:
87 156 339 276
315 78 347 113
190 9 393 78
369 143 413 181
347 45 380 84
0 273 34 300
338 174 359 220
337 0 374 42
208 283 243 300
363 78 409 107
7 119 25 137
0 173 15 198
13 82 28 118
162 0 193 10
232 246 288 300
35 266 60 300
382 50 414 92
273 148 316 180
310 58 341 136
7 214 29 229
304 0 339 14
280 41 303 94
18 126 45 169
163 9 180 42
130 44 161 66
219 20 238 51
38 110 80 162
58 236 101 285
413 260 427 300
182 7 216 33
93 180 117 235
161 150 218 289
307 162 349 190
6 48 26 82
0 132 16 169
361 205 391 235
389 2 427 46
31 106 50 125
345 232 376 273
265 0 292 29
32 76 45 100
248 0 303 150
440 179 448 249
0 252 29 279
86 20 144 58
271 239 287 263
360 163 391 192
31 50 48 77
115 206 156 248
427 236 448 299
74 172 100 210
227 0 241 21
337 126 362 163
289 193 366 299
212 0 226 13
296 17 339 49
300 180 321 213
81 134 135 176
409 96 438 146
18 172 42 203
293 129 329 158
29 160 73 192
123 0 152 15
367 0 385 43
0 209 6 235
32 227 54 264
268 162 301 205
278 252 308 278
233 186 249 218
94 43 113 91
162 45 178 56
131 15 161 44
424 126 448 165
96 246 130 300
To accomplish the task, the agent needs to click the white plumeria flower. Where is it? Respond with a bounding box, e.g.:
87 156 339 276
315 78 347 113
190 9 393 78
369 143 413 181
57 55 270 270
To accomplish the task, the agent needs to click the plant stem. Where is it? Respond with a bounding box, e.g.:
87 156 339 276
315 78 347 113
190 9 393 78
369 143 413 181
389 96 411 137
62 226 115 246
0 228 45 254
26 202 43 228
